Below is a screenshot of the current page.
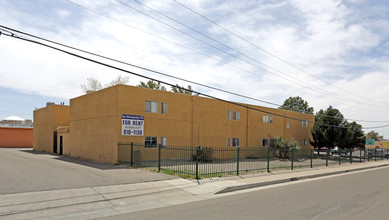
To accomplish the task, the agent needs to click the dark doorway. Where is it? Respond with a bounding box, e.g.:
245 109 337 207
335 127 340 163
59 136 63 155
53 131 57 154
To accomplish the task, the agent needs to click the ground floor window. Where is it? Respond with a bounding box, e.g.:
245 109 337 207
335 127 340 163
232 138 240 147
145 136 157 148
262 139 269 147
161 137 167 147
227 138 231 147
301 139 308 146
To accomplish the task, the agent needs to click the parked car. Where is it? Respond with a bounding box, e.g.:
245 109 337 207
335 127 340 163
330 147 349 156
367 149 389 159
314 147 328 153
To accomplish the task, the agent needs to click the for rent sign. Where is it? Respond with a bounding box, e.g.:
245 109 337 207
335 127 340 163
122 115 144 136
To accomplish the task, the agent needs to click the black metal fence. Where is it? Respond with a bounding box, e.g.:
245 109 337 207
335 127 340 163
117 143 389 179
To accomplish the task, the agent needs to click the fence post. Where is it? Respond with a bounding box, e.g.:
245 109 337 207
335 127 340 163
339 150 341 165
237 146 240 176
359 148 362 163
326 149 329 166
291 148 294 170
367 149 370 162
350 148 352 164
130 142 134 166
195 147 199 180
158 144 161 172
310 148 313 168
267 147 270 173
375 148 377 161
381 149 384 160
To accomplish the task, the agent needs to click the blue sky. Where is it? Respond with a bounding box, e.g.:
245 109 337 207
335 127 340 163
0 0 389 138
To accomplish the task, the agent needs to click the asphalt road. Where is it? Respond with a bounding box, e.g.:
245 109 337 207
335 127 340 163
108 166 389 220
0 148 175 194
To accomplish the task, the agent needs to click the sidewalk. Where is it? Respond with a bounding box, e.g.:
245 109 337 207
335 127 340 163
1 160 388 220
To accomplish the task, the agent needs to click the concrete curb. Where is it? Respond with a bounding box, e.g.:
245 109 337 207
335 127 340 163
215 164 389 194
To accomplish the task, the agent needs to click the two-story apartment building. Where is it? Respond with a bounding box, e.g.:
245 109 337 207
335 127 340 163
34 85 314 163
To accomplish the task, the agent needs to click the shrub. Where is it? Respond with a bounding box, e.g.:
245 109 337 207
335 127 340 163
192 146 214 162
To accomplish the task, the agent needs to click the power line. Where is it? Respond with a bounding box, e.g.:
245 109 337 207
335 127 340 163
115 0 386 108
1 26 388 128
0 25 279 107
1 25 388 127
62 0 388 110
61 1 319 105
2 29 368 129
172 0 389 107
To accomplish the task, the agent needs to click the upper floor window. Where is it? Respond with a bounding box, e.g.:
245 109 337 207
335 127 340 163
301 120 308 127
287 123 290 128
233 111 240 120
263 115 273 123
227 110 231 120
161 102 167 114
145 101 158 113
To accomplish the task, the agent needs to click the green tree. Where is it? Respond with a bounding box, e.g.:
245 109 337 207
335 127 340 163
310 106 346 152
137 80 167 91
279 96 314 114
366 130 384 141
271 136 300 159
348 121 365 149
171 84 198 96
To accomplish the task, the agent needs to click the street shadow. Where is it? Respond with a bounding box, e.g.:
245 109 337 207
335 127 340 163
20 149 52 155
20 149 132 170
54 155 133 170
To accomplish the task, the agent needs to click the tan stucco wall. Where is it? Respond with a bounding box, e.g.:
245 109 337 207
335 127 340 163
68 87 119 163
365 141 389 149
33 105 70 153
35 85 314 164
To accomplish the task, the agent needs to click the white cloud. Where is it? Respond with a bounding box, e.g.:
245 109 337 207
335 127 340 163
0 0 388 137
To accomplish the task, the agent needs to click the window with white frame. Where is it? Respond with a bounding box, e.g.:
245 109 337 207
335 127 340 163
300 139 308 146
232 138 240 147
161 137 167 147
226 138 231 147
145 136 157 148
287 123 290 128
305 120 309 127
233 111 240 120
145 101 158 113
263 115 269 123
301 120 308 127
227 110 231 120
161 102 167 114
263 115 273 123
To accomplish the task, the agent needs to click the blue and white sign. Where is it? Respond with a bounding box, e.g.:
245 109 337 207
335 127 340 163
366 139 375 145
122 114 144 136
